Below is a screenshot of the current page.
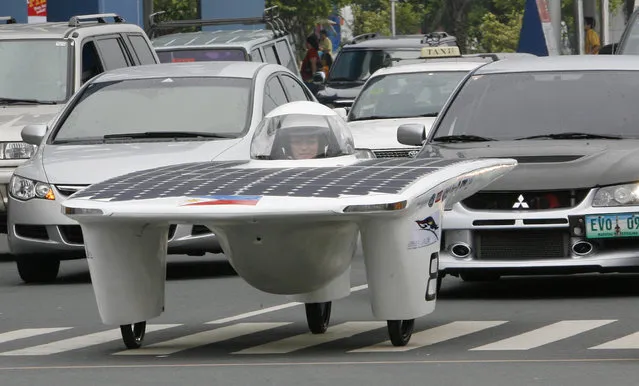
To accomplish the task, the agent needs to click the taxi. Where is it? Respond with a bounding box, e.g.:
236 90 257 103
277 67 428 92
337 46 529 158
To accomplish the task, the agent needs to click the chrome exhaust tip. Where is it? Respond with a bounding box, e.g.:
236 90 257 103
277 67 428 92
572 240 594 256
450 243 471 258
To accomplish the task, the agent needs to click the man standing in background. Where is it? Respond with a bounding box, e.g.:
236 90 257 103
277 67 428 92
584 17 601 55
319 29 333 55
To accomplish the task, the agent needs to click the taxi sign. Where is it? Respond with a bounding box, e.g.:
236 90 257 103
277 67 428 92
420 46 461 58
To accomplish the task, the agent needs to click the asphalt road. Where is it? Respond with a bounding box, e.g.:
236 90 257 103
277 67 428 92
2 247 639 385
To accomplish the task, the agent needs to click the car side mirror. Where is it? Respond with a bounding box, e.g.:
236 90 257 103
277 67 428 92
397 123 426 146
312 71 326 84
333 107 348 120
21 124 48 146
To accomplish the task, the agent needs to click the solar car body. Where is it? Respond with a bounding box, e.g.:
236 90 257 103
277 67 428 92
61 101 517 349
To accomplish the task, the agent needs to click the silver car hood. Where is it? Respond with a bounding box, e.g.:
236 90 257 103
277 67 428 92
348 117 436 150
0 105 63 141
42 139 243 184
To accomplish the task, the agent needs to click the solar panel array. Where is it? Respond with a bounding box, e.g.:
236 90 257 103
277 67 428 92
70 158 466 201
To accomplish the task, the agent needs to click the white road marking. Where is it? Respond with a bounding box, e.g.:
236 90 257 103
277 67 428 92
590 330 639 349
206 284 369 325
470 320 616 351
113 322 291 356
349 321 508 353
0 328 72 345
0 324 179 356
233 321 385 355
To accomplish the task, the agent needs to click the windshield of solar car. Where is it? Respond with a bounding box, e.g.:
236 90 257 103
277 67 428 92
431 70 639 140
349 71 467 121
52 77 252 142
0 39 69 103
250 113 355 159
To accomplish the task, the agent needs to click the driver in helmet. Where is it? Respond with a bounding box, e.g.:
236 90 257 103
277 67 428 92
271 115 333 160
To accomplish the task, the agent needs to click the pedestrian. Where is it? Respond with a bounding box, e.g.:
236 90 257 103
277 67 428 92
300 34 321 93
321 52 333 78
584 17 600 55
319 29 333 55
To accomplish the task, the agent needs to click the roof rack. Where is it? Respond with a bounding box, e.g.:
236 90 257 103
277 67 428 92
350 32 378 44
0 16 16 24
147 6 288 39
68 13 125 27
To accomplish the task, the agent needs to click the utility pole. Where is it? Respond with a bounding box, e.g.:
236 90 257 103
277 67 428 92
391 0 396 36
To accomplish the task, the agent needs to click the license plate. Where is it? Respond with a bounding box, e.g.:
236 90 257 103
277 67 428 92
585 213 639 238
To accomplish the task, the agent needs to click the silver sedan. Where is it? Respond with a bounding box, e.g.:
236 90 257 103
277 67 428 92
8 61 318 283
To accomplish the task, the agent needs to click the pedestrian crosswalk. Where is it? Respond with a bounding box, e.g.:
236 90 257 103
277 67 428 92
0 319 638 357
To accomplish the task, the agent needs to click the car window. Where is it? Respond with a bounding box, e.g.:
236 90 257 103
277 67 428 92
95 37 130 70
52 77 253 142
128 34 157 64
349 71 467 121
279 74 310 101
156 48 246 63
81 40 104 85
263 44 279 65
431 70 639 141
330 49 422 82
251 48 263 62
275 39 297 73
263 76 288 115
0 39 69 103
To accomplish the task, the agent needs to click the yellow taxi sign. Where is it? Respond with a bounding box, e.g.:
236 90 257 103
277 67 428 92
420 46 461 58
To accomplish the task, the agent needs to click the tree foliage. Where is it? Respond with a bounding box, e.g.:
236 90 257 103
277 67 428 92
351 0 424 36
153 0 199 21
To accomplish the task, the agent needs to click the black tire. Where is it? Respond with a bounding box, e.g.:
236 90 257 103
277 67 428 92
16 256 60 284
305 302 332 334
387 319 415 346
120 321 146 349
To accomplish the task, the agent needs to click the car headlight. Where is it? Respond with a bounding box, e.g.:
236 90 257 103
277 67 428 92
9 175 55 201
593 183 639 207
0 142 37 159
355 149 376 159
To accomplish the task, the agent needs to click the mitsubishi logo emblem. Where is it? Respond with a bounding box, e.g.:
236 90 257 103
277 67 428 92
512 195 529 209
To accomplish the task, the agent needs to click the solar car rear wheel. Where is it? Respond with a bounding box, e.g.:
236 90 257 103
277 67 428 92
120 321 146 349
305 302 332 334
387 319 415 346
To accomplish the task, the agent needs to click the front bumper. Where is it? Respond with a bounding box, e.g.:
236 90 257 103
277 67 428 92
440 190 639 276
7 185 222 258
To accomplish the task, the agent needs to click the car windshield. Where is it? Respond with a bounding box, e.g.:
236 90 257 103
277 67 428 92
52 77 252 143
619 15 639 54
156 49 247 63
431 70 639 141
349 71 467 121
0 39 69 103
329 49 422 82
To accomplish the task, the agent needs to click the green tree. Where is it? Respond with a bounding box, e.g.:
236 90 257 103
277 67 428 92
152 0 199 21
351 0 425 36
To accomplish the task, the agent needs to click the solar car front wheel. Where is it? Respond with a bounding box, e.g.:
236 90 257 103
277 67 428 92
387 319 415 346
305 302 332 334
120 321 146 349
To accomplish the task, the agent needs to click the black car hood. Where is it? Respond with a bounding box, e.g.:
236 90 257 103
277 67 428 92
316 82 363 103
423 140 639 190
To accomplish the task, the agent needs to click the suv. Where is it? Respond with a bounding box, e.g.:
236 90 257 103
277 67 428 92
147 6 301 79
0 13 159 234
314 32 458 108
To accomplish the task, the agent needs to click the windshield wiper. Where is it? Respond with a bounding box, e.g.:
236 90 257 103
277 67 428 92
515 132 623 140
418 113 438 117
0 97 57 105
328 77 363 82
431 134 496 143
103 131 237 140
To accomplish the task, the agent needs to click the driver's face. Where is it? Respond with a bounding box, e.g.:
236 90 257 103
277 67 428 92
290 135 319 159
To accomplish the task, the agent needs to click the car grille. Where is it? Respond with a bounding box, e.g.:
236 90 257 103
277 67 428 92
59 224 178 245
475 229 569 260
55 185 89 197
462 189 590 210
372 148 420 158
